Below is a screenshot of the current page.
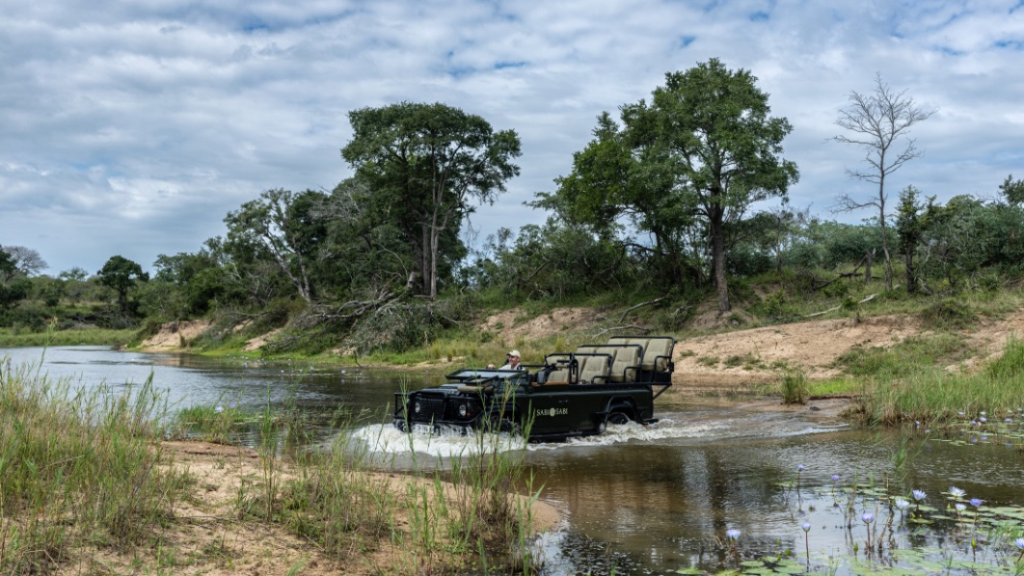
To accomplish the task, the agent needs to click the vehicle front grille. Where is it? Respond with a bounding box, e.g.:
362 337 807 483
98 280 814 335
412 395 447 422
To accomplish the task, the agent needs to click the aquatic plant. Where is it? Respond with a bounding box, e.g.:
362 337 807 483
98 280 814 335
725 529 741 569
801 522 811 564
862 512 875 548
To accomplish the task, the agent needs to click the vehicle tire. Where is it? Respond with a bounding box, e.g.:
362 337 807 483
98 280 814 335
489 415 521 436
499 418 522 436
607 411 631 426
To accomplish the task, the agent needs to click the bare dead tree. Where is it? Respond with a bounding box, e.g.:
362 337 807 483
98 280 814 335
833 73 935 290
1 246 48 277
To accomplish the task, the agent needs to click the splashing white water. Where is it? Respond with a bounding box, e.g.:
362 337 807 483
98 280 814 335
352 424 526 458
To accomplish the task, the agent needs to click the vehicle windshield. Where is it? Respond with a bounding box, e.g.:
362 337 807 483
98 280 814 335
446 368 531 387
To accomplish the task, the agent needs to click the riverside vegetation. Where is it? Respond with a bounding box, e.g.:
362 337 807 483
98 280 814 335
0 360 546 574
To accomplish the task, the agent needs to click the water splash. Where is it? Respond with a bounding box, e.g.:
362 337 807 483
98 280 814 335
352 424 526 458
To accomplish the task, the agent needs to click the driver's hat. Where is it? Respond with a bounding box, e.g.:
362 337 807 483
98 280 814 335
508 349 521 357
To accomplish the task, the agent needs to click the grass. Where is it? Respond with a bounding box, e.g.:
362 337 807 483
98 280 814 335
0 327 136 347
0 361 191 573
835 333 971 378
855 337 1024 425
0 354 544 574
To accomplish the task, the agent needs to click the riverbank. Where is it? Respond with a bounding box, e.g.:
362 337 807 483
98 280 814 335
0 364 559 575
0 326 134 347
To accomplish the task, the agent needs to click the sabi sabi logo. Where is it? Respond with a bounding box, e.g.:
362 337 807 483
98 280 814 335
536 407 568 417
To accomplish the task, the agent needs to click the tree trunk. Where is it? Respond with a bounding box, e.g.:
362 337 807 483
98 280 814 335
420 225 431 296
905 250 916 294
710 205 731 313
429 226 440 300
878 174 893 290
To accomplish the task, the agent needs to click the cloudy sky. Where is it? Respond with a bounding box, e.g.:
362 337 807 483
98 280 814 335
2 0 1023 275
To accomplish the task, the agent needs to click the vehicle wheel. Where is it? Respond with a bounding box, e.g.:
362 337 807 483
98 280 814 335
499 418 522 436
489 416 521 436
607 411 631 426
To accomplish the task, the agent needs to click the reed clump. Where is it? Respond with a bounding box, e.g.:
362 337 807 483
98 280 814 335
856 337 1024 424
0 359 191 574
231 412 543 574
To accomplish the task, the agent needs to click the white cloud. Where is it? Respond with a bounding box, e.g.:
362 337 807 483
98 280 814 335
1 0 1023 274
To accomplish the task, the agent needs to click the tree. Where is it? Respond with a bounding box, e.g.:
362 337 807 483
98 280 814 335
97 255 149 317
1 246 48 277
999 174 1024 205
533 111 699 287
0 247 31 311
223 189 328 303
342 102 521 300
895 186 924 293
833 73 935 290
633 59 798 312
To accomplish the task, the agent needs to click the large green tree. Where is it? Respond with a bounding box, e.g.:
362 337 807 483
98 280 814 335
223 189 329 303
97 255 148 317
544 60 797 312
644 60 797 312
342 102 521 300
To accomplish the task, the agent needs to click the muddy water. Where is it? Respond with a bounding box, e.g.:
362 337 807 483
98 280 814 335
4 346 1023 575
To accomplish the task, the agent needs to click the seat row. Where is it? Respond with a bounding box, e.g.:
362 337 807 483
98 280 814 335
541 335 675 385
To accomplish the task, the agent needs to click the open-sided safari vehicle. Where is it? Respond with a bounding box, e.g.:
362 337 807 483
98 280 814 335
393 335 675 442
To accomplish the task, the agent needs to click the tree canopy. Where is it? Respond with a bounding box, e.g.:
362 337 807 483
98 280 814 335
539 59 798 312
342 102 521 300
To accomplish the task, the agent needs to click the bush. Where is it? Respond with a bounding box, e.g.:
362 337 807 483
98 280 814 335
780 371 809 404
919 298 976 330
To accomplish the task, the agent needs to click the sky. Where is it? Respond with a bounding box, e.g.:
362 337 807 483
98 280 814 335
2 0 1023 276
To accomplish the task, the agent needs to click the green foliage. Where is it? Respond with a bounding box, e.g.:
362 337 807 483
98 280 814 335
986 337 1024 380
537 59 798 309
754 289 792 321
999 174 1024 205
342 101 521 299
858 339 1024 424
919 298 977 330
469 221 637 301
0 368 190 572
97 255 148 324
780 371 809 404
835 334 969 378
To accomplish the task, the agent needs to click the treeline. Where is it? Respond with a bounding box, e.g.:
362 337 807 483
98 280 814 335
3 61 1024 352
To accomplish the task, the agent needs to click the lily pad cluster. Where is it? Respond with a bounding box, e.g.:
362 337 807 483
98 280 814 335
676 464 1024 576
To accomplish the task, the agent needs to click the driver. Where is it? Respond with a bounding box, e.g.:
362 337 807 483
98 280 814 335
488 349 524 370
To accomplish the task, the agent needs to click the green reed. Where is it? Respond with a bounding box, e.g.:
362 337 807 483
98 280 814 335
0 357 190 574
857 337 1024 425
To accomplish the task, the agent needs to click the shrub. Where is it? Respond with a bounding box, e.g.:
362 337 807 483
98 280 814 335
780 371 809 404
919 298 976 330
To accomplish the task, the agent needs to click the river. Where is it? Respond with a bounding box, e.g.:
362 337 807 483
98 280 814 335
3 345 1023 575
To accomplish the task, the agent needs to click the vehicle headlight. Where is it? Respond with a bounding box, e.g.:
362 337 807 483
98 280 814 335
458 403 468 417
414 401 421 414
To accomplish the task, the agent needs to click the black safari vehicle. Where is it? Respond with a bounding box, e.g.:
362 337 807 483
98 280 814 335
393 335 675 442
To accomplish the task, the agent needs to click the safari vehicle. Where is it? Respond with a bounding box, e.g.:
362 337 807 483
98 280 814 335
393 335 675 442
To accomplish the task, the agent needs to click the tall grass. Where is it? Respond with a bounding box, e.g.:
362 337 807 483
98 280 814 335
0 358 191 573
857 338 1024 424
0 327 136 347
227 414 542 574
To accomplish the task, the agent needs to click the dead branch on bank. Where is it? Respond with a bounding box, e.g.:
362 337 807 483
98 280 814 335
804 293 878 318
618 296 668 323
595 325 650 336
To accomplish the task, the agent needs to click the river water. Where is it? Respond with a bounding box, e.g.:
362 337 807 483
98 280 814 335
3 346 1023 575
